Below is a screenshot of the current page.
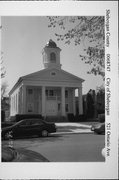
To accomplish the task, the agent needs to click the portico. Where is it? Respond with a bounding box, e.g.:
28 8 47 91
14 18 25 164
14 85 83 117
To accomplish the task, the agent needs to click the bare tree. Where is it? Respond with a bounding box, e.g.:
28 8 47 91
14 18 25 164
1 81 8 100
1 51 6 78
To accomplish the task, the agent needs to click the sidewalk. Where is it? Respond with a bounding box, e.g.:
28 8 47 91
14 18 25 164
55 122 96 135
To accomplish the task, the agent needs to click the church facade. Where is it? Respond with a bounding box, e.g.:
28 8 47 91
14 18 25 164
9 40 84 119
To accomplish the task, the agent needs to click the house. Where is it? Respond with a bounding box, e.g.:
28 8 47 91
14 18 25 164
9 40 84 120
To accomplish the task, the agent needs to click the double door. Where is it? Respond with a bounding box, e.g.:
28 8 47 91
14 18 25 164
46 100 58 116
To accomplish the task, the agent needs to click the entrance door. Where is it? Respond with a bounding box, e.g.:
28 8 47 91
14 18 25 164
46 100 57 116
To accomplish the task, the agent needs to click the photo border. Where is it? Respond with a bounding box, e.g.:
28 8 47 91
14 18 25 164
0 1 118 179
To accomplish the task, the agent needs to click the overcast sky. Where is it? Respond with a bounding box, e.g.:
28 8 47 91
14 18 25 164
1 16 103 95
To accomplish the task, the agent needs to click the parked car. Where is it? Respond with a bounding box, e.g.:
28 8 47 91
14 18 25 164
91 122 105 134
98 114 105 123
2 119 57 140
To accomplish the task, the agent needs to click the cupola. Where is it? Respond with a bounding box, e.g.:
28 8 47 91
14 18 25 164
42 39 62 69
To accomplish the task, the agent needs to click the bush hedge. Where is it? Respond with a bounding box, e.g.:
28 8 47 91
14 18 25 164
67 113 86 122
67 113 75 122
10 114 43 122
98 114 105 123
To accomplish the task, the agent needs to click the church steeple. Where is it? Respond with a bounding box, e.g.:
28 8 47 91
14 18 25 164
42 39 62 69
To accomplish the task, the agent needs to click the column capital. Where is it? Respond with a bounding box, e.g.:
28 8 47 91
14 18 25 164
78 86 82 89
42 86 46 89
22 84 26 88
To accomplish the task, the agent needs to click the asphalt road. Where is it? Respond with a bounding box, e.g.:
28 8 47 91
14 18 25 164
2 133 105 162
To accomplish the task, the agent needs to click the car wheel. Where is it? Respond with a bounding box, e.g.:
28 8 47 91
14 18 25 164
4 131 13 140
41 130 48 137
4 133 10 140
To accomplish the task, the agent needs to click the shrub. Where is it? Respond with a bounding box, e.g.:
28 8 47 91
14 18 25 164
67 113 75 122
98 114 105 123
75 114 86 122
14 114 43 122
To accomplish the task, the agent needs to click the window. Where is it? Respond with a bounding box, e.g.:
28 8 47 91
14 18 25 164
65 104 69 112
65 90 68 98
49 90 54 96
31 119 43 126
51 71 56 76
50 52 56 63
58 103 61 111
46 89 55 97
18 120 28 127
28 89 33 95
46 90 48 96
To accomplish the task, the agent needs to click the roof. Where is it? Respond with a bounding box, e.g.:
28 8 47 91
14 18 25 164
45 39 57 48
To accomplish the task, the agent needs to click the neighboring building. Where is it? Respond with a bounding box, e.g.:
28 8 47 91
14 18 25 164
9 40 84 119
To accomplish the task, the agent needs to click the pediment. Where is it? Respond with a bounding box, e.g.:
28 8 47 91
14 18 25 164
22 68 84 83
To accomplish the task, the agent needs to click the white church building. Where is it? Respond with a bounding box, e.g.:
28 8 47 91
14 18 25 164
9 40 84 120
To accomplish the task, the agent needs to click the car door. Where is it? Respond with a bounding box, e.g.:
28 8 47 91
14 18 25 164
13 120 31 138
29 119 45 136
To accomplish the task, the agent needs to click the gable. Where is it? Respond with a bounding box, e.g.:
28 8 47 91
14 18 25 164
22 68 84 83
9 68 85 95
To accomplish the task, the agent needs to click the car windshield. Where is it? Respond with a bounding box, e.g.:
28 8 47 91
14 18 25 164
13 119 44 126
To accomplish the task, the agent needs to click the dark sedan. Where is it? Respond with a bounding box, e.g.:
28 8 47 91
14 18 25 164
91 123 105 135
2 119 57 140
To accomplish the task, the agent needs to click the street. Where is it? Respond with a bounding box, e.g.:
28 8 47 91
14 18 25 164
2 133 105 162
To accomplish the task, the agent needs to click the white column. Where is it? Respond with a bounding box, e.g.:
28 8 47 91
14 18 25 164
22 85 26 114
42 86 46 117
11 96 13 116
16 94 17 113
61 86 65 116
16 93 19 114
73 88 76 115
18 90 20 114
78 87 83 115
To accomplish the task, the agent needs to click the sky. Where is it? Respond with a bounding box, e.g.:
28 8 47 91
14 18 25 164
1 16 104 95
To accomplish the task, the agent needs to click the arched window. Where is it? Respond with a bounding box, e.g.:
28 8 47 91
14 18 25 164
50 52 56 63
